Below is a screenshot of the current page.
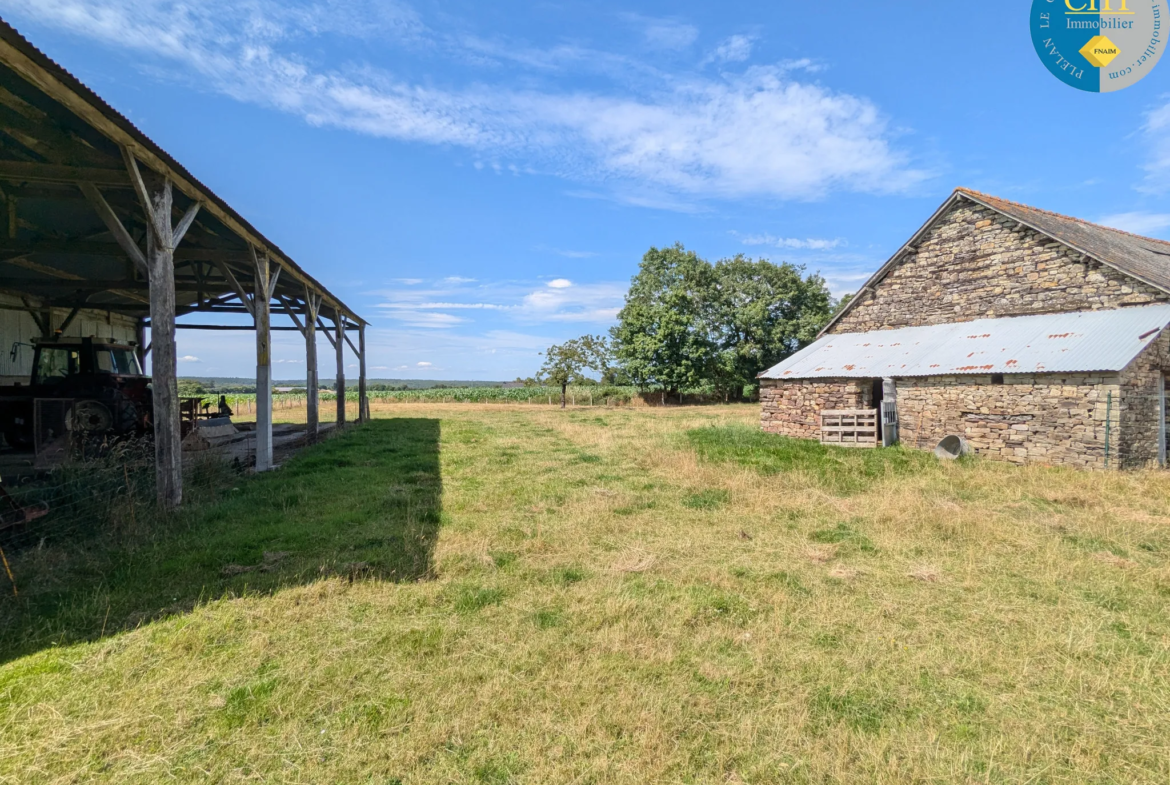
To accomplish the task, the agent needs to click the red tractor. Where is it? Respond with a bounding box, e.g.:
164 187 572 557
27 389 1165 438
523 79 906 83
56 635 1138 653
0 337 152 450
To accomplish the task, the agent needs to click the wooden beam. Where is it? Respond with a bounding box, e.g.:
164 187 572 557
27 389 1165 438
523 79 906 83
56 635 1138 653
212 260 254 317
336 318 346 426
21 296 50 337
121 146 154 230
167 324 302 331
57 305 80 334
305 289 322 443
276 295 306 336
358 323 368 423
0 160 131 187
0 237 272 265
318 317 338 349
78 182 146 273
141 179 182 508
253 247 274 472
171 201 201 248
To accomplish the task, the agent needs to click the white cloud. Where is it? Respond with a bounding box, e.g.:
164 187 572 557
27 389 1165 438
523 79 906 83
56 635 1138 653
520 281 625 323
702 34 754 65
179 355 201 362
12 0 926 203
417 361 432 367
378 310 466 328
444 276 477 284
376 301 508 310
547 278 573 288
1142 102 1170 191
630 15 699 50
1097 211 1170 236
734 232 846 250
394 278 424 285
537 246 598 258
273 358 304 364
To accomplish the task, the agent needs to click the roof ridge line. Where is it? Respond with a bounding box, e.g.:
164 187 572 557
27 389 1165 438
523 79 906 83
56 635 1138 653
955 187 1170 250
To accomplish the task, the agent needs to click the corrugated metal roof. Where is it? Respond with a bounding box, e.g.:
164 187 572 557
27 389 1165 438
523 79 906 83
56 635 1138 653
761 305 1170 380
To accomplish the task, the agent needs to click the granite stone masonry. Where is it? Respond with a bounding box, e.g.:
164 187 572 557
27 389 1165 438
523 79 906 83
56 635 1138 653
834 202 1170 334
760 191 1170 470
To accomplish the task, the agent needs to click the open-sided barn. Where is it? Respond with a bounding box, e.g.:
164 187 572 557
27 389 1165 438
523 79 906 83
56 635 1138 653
0 20 367 504
760 188 1170 469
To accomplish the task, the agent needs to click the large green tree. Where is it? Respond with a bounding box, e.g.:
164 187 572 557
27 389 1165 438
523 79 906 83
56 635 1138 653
610 244 717 393
609 245 832 399
540 335 611 408
709 255 832 399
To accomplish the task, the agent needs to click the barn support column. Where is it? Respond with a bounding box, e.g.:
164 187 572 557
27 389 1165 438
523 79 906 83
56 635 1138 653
358 323 368 423
304 291 322 443
335 317 346 426
251 247 280 472
117 149 200 509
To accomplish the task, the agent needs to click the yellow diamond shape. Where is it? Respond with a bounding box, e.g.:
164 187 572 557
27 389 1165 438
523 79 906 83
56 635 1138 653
1080 35 1120 68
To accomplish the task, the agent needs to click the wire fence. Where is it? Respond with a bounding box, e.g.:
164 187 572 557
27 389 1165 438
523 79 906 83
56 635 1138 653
0 436 244 596
0 416 365 601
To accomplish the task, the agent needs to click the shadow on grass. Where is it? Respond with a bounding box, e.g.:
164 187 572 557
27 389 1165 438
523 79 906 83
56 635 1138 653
686 424 938 494
0 418 441 663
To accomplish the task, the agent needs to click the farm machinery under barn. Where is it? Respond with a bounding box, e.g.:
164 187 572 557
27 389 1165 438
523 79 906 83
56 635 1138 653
0 337 152 452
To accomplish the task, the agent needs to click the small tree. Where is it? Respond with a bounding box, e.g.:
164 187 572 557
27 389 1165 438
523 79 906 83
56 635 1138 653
540 335 611 408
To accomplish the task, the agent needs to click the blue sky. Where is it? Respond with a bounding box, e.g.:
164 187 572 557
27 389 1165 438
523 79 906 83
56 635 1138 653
5 0 1170 380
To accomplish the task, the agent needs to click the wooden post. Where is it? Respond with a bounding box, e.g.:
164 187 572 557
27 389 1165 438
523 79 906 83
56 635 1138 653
251 247 280 471
335 317 346 426
118 149 200 509
358 323 368 423
305 290 322 443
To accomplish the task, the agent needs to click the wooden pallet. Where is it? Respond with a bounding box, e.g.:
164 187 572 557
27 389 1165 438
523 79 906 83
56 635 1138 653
820 409 879 448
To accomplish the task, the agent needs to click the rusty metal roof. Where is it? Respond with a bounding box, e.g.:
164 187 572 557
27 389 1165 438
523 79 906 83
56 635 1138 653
761 305 1170 380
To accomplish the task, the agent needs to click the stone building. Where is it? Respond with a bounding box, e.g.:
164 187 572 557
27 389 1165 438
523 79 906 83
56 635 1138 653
759 188 1170 469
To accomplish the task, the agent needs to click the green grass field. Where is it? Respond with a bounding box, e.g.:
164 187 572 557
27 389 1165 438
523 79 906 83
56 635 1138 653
2 404 1170 783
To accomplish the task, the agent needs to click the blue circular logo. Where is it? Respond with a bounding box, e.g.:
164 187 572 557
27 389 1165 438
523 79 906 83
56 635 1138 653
1031 0 1165 91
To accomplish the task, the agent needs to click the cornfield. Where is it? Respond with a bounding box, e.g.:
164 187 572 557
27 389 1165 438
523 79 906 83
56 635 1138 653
197 385 640 413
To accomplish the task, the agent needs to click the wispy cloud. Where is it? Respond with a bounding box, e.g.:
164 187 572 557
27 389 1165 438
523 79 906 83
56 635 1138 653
372 276 625 326
178 355 201 362
536 246 598 258
1141 102 1170 191
10 0 927 203
626 14 699 51
701 34 755 66
1098 211 1170 236
734 231 846 250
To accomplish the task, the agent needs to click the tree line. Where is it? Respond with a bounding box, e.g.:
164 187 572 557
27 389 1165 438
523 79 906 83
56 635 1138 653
539 244 839 406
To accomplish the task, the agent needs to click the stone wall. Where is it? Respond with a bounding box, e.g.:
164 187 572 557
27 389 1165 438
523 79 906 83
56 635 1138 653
833 201 1170 334
1118 329 1170 468
894 374 1119 469
760 378 871 439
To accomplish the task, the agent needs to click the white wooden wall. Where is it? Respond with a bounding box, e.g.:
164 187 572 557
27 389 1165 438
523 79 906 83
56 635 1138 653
0 293 138 384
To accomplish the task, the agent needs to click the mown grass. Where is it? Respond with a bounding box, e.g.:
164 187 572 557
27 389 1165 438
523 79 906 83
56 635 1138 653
2 403 1170 783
